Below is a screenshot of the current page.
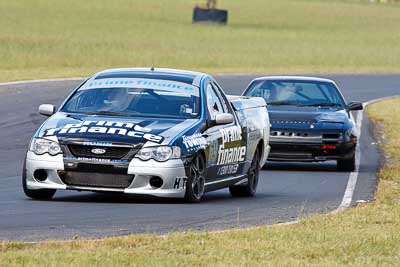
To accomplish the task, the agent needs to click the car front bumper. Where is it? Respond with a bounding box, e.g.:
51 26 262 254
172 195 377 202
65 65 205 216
25 151 187 198
267 140 356 162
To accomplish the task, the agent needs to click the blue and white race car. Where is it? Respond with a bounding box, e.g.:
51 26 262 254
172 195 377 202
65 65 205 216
23 68 270 202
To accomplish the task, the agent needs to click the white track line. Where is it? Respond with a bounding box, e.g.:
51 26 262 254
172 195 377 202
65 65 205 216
335 109 363 211
334 95 399 212
0 77 84 86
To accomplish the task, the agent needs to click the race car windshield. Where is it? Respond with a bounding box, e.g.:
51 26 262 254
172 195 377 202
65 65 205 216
61 79 201 119
246 80 345 108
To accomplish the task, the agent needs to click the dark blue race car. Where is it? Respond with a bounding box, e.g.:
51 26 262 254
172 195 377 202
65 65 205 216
243 76 363 171
23 68 270 203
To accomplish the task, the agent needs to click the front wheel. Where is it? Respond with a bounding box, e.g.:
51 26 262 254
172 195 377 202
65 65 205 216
22 159 56 200
229 148 261 197
337 154 356 172
184 153 206 203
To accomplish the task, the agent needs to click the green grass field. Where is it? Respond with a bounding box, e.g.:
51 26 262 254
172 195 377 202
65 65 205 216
1 0 400 82
1 97 399 266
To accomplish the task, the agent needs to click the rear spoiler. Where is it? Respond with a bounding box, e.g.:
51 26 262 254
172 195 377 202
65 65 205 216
227 95 266 111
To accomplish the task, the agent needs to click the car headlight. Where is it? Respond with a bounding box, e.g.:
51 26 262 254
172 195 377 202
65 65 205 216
30 138 62 156
136 146 181 162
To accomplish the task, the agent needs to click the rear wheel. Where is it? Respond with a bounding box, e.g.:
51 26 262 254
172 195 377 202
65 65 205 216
229 148 261 197
22 159 56 200
337 154 356 172
184 153 206 203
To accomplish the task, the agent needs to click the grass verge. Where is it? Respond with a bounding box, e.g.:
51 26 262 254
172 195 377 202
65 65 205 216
0 97 399 266
1 0 400 82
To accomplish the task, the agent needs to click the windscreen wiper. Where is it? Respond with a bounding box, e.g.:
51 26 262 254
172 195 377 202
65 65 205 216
83 110 130 116
298 102 342 107
266 100 298 106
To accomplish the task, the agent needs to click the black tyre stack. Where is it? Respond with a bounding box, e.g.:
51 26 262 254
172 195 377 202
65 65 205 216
192 7 228 24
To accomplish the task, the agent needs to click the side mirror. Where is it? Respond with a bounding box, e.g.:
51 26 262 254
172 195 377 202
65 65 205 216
348 101 363 111
215 113 234 125
38 104 56 116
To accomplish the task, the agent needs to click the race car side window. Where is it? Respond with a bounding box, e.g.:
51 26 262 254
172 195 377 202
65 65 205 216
211 82 234 115
206 84 225 120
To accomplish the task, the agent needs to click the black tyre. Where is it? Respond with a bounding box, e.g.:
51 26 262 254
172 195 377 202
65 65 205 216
337 154 356 172
229 148 261 197
184 153 206 203
22 159 56 200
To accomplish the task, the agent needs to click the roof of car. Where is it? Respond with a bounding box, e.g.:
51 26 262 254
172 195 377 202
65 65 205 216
252 76 335 84
93 68 208 86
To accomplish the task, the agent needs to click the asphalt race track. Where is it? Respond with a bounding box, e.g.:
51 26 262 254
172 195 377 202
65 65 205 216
0 74 398 241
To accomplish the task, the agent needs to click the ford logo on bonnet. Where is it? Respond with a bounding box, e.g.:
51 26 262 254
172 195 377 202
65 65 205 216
91 148 106 155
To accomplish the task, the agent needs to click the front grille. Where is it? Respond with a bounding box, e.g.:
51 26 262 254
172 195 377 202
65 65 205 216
271 131 310 137
271 120 312 125
68 145 132 159
75 163 127 174
59 171 134 189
